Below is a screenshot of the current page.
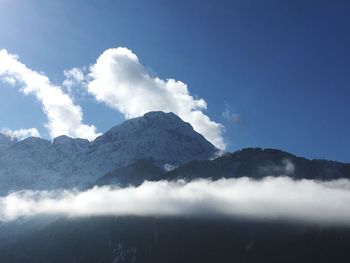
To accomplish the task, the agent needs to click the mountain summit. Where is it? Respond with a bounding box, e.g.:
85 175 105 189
0 111 218 193
89 111 217 167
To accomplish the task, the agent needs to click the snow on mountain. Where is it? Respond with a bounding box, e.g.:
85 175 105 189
79 111 217 177
0 111 218 194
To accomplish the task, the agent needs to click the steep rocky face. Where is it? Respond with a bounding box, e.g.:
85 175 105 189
0 112 218 193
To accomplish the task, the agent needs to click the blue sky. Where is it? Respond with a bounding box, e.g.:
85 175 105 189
0 0 349 162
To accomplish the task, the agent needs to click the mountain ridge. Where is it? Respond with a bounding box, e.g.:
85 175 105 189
95 147 350 188
0 111 218 194
159 147 350 182
1 112 349 194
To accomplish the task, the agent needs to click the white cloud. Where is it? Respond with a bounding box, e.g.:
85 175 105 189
2 177 350 226
62 67 86 93
222 101 240 123
86 47 225 149
0 128 40 141
260 158 295 176
0 49 100 141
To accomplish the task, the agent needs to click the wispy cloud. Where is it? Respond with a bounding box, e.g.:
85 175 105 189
259 158 295 176
1 177 350 226
62 67 86 94
0 128 40 141
222 101 240 123
0 49 100 141
86 47 225 149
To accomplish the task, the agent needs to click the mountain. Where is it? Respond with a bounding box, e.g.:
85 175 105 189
0 133 14 153
159 147 350 182
2 113 350 263
2 112 349 194
95 147 350 187
0 111 218 194
95 159 164 187
78 111 217 178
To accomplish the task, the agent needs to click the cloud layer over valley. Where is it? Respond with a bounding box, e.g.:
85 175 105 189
1 177 350 226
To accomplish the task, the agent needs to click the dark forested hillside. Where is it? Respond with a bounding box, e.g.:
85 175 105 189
1 217 350 263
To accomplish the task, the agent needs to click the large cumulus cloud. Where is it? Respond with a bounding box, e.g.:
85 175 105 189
86 47 225 149
0 49 100 140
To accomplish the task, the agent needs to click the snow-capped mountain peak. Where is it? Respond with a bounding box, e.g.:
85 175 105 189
0 111 218 193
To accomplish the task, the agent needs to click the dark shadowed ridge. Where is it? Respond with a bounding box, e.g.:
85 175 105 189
96 158 164 187
95 147 350 187
159 147 350 181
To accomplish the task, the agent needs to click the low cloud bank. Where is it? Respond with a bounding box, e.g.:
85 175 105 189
1 177 350 225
